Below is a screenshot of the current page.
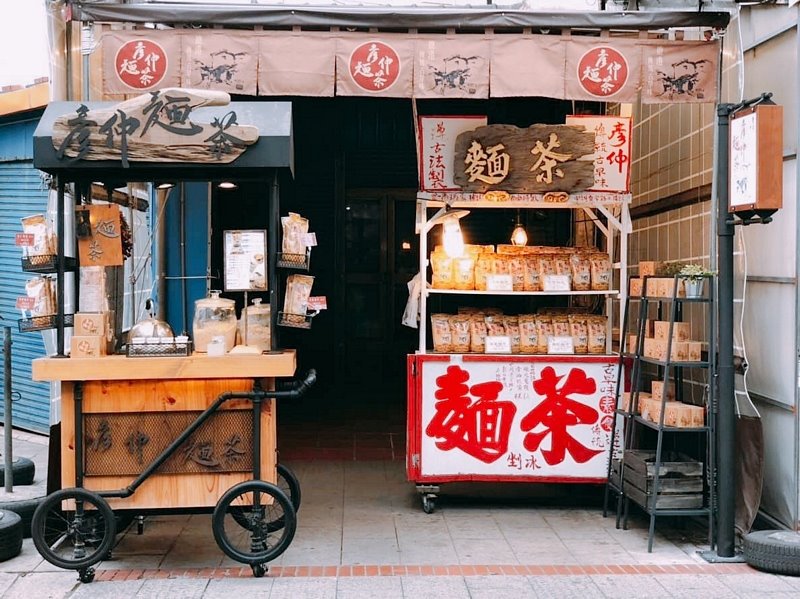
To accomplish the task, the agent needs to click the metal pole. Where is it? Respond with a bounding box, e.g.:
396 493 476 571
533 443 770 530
269 172 280 350
715 103 736 558
4 326 12 493
179 183 188 335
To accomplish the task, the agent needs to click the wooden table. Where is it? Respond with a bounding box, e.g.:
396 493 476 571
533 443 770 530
33 351 296 510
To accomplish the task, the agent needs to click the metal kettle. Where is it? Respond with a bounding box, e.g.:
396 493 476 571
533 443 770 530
127 298 174 342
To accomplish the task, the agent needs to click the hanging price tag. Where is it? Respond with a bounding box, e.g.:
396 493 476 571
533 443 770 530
485 335 512 354
486 274 513 291
543 274 571 291
303 233 318 247
16 297 35 310
307 296 327 310
547 335 575 354
15 233 35 247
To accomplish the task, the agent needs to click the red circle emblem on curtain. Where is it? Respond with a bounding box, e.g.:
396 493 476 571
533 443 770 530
577 46 629 97
349 41 400 92
115 39 168 90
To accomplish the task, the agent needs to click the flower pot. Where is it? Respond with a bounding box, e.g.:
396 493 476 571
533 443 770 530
683 278 704 298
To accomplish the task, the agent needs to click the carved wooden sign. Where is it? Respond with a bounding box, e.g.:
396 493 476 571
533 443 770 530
76 204 124 267
52 88 259 167
453 124 596 193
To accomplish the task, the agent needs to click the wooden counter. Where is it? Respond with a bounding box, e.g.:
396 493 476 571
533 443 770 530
35 351 297 510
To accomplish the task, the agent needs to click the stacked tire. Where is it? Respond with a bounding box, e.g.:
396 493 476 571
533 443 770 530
743 530 800 576
0 510 23 562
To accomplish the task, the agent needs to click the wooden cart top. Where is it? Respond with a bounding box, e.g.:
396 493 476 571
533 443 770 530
32 350 296 382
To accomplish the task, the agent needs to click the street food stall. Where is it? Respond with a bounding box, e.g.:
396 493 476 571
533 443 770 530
24 89 314 582
406 117 631 512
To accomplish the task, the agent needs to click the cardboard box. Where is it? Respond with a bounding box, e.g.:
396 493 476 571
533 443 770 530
638 261 662 277
664 402 705 428
626 334 639 353
644 338 690 362
643 319 656 338
74 311 115 353
685 341 703 362
653 321 691 342
621 391 652 412
70 335 107 358
629 277 643 297
640 398 680 424
645 277 685 298
651 380 676 402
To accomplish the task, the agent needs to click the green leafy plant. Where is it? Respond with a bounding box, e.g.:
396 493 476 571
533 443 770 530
659 261 687 277
678 263 715 282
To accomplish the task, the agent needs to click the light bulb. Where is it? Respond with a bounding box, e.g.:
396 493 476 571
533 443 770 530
511 224 528 246
442 215 465 258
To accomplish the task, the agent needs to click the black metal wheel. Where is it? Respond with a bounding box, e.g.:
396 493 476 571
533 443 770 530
251 563 267 578
31 488 116 571
78 567 96 583
277 464 301 513
212 480 296 565
422 495 436 514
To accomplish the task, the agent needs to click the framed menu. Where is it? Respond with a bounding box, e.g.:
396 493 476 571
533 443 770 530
223 229 268 292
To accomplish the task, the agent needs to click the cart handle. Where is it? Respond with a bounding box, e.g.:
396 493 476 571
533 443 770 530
219 369 317 402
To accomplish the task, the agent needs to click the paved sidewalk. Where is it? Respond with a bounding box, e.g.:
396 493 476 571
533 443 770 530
1 427 797 598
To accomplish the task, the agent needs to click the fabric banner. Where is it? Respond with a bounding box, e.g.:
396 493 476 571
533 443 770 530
490 36 565 99
414 36 490 99
564 37 642 103
259 33 336 97
101 31 182 95
182 32 258 96
640 40 719 104
335 35 414 97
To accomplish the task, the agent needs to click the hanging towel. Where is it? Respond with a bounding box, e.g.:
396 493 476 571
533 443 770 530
402 272 422 329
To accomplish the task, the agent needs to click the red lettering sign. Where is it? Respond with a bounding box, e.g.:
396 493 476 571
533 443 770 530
577 47 629 98
15 233 35 247
115 39 168 90
349 41 400 92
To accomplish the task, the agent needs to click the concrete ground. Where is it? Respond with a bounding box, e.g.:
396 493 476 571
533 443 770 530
1 426 798 598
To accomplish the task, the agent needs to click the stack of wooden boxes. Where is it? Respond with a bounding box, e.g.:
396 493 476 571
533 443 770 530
612 450 704 509
71 311 115 358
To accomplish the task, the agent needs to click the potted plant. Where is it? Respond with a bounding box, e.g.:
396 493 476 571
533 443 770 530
678 264 714 298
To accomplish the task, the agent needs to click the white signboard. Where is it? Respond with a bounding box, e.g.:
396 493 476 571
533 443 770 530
417 356 618 481
223 229 268 291
729 111 758 208
418 115 487 192
565 115 632 193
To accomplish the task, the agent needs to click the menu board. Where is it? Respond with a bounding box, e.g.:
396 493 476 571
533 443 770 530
223 229 268 291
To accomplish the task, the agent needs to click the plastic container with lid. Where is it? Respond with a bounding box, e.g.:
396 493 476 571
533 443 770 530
192 290 237 353
239 297 271 353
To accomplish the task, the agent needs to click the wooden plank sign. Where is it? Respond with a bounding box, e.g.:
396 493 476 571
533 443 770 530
452 124 596 193
76 204 124 266
52 88 259 167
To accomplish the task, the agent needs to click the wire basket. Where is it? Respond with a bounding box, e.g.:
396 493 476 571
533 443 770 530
20 255 77 273
277 310 318 330
276 248 311 271
18 313 74 333
126 340 193 357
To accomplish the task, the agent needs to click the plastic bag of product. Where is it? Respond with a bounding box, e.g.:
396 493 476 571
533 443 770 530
570 253 592 291
535 316 554 354
450 315 471 353
484 307 504 316
431 252 454 289
21 214 55 257
485 315 506 337
504 316 521 353
518 315 538 354
25 276 55 317
523 255 541 291
453 256 475 290
553 254 573 289
587 315 608 354
469 314 487 353
537 254 557 279
508 256 525 292
491 254 510 276
590 253 613 291
283 274 314 323
568 315 589 354
431 313 453 353
474 254 493 291
552 315 571 339
281 212 309 255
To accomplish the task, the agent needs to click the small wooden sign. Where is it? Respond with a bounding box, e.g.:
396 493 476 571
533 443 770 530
453 124 595 193
76 204 124 267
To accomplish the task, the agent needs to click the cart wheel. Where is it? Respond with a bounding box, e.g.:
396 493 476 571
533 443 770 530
422 495 435 514
78 567 95 584
31 488 116 571
277 464 301 512
212 480 296 565
251 563 267 578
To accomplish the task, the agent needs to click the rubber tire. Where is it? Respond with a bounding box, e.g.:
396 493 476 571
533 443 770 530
0 510 23 561
277 464 301 513
743 530 800 576
0 457 35 486
0 496 44 538
31 488 116 571
212 480 296 565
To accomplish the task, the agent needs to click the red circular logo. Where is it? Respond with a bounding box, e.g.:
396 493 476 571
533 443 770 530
599 396 615 415
600 415 614 433
115 39 168 90
577 46 628 98
349 41 400 92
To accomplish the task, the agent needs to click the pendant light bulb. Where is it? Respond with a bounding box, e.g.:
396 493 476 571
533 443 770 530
511 209 528 246
442 214 465 258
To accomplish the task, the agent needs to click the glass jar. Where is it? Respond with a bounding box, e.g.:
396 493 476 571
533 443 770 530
239 298 271 353
192 290 237 353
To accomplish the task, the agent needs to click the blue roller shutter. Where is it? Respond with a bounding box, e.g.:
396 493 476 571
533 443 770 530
0 116 51 433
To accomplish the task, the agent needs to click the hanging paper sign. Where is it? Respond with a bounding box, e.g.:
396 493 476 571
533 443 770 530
485 336 512 354
223 229 268 292
15 233 35 247
307 296 328 311
419 115 487 192
566 115 632 193
16 297 35 310
76 205 124 267
303 233 318 247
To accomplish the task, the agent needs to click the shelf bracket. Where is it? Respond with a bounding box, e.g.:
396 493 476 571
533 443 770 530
581 207 609 238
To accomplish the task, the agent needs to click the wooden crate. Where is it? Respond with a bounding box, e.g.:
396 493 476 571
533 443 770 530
614 451 704 510
623 449 702 478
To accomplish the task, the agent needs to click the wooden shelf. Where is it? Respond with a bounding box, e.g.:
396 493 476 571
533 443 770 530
32 350 297 382
426 288 619 296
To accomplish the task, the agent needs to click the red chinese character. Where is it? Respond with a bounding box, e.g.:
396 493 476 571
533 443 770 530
609 122 627 146
520 366 602 466
598 395 615 415
426 365 517 464
606 149 629 174
114 39 168 90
